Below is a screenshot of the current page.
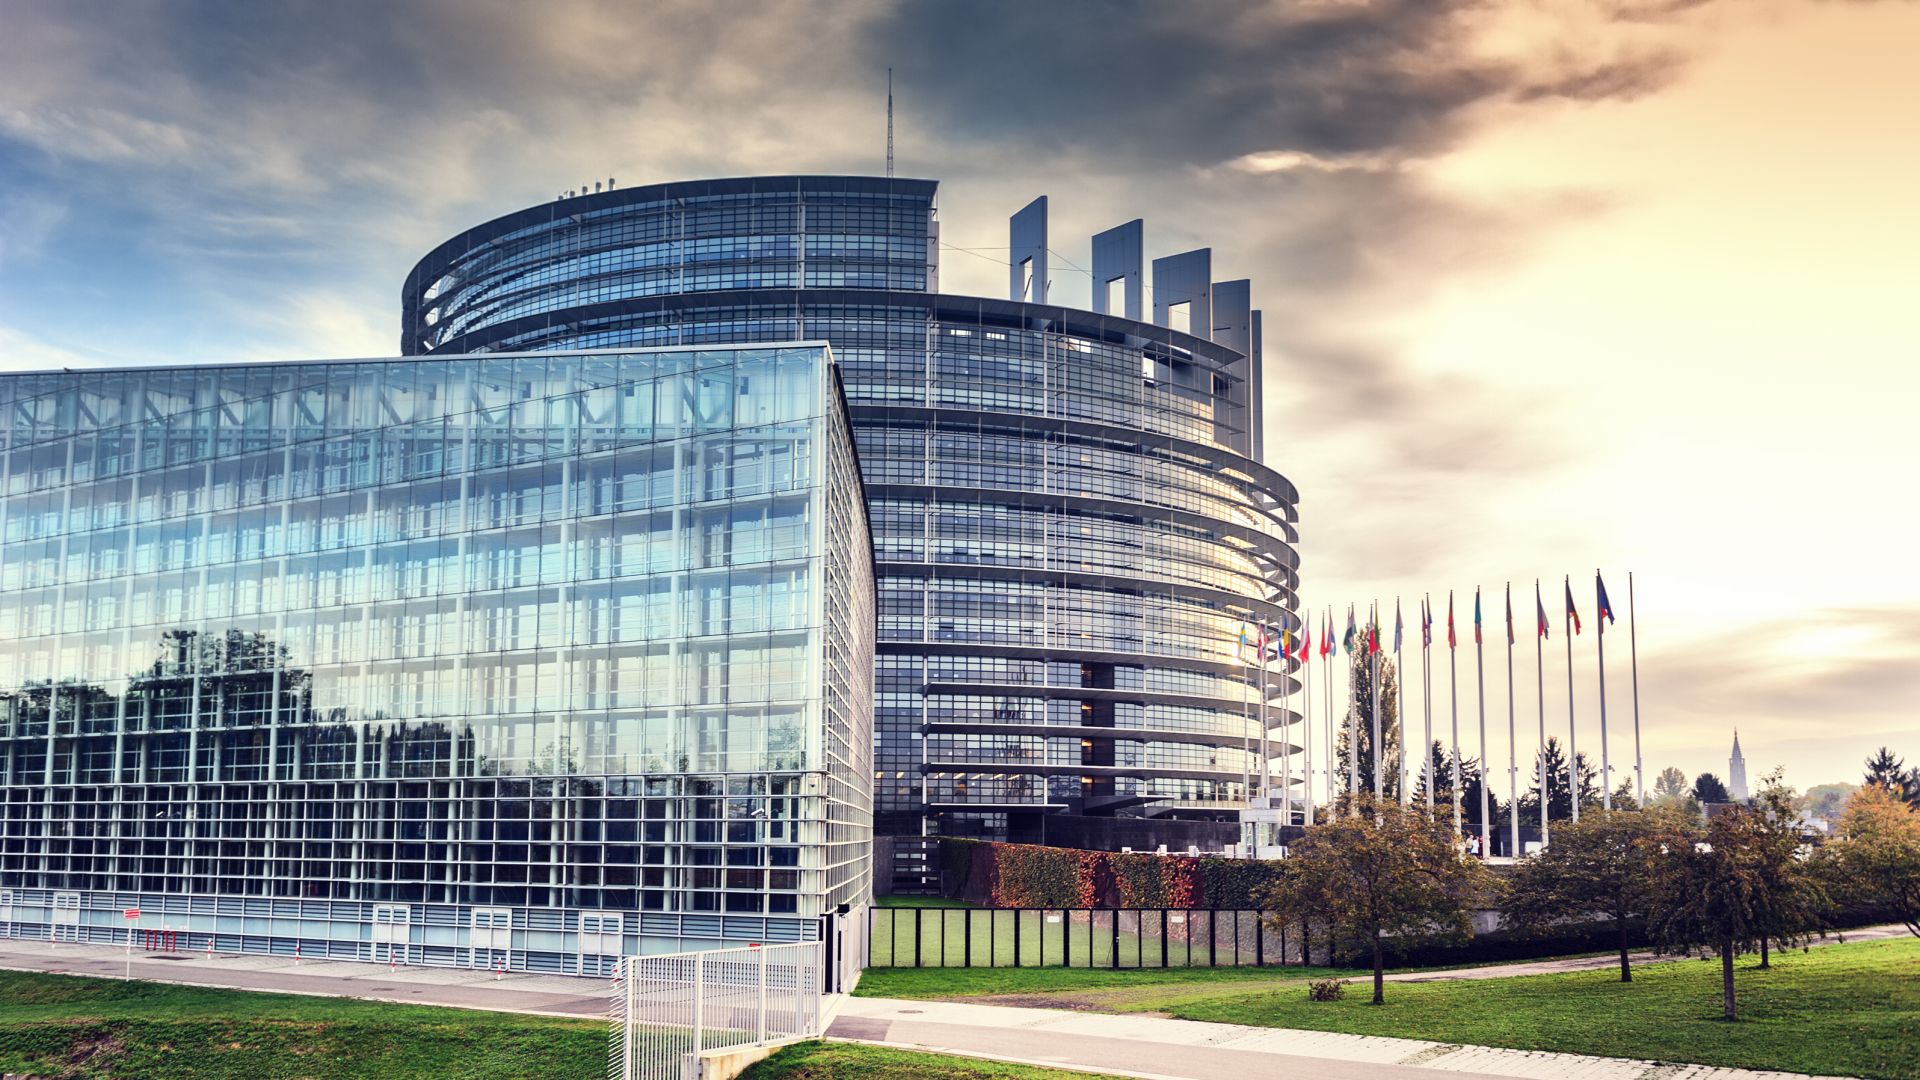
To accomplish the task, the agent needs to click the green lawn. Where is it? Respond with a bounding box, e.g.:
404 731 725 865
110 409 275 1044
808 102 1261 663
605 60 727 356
0 970 604 1079
857 960 1347 1003
741 1041 1122 1079
1165 938 1920 1080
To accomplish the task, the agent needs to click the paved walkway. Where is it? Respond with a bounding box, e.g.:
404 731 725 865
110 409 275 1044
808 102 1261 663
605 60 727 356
1380 924 1910 984
0 938 611 1018
834 995 1853 1080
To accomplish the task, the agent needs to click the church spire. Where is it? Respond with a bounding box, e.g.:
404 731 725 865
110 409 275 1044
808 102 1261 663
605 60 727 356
1728 729 1749 802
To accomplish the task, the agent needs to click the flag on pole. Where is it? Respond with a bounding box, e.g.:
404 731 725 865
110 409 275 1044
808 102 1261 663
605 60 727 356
1565 579 1583 635
1447 593 1457 649
1505 586 1515 645
1421 597 1433 647
1473 589 1483 644
1536 581 1550 639
1280 625 1293 660
1320 612 1332 657
1369 618 1380 655
1394 601 1404 652
1597 572 1617 629
1238 621 1256 658
1344 606 1358 654
1297 624 1311 662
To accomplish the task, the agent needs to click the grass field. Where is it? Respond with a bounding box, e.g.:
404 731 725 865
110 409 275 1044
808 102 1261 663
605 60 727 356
740 1041 1122 1079
857 960 1347 1002
1163 937 1920 1080
0 970 603 1079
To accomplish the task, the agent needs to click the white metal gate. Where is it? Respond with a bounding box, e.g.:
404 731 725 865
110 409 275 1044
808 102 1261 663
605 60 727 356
610 941 823 1080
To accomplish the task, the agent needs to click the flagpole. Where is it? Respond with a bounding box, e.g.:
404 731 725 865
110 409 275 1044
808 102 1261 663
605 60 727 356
1597 571 1612 812
1396 599 1407 807
1506 583 1519 860
1536 581 1549 848
1423 595 1434 817
1449 591 1461 838
1303 614 1313 826
1565 575 1579 824
1259 621 1271 804
1325 610 1335 815
1476 588 1490 859
1630 573 1644 807
1371 602 1383 807
1348 606 1359 816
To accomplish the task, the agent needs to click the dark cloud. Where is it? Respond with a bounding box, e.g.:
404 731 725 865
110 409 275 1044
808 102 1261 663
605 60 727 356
862 0 1701 164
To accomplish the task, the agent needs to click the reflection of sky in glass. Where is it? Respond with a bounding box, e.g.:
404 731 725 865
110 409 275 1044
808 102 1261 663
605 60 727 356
0 344 875 929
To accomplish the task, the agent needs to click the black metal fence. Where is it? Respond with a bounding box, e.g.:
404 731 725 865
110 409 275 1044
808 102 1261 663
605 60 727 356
869 907 1308 969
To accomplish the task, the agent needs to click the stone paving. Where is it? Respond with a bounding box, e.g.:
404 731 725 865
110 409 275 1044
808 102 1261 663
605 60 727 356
833 995 1856 1080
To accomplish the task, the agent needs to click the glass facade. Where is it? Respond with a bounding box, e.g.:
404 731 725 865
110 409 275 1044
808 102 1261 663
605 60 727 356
0 344 874 971
402 176 1300 855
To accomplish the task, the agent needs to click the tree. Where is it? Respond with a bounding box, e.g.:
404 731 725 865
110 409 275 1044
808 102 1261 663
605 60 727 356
1652 767 1689 802
1862 748 1919 808
1503 808 1683 981
1610 777 1639 808
1264 797 1500 1004
1799 782 1857 822
1334 650 1402 804
1747 769 1829 968
1646 803 1814 1020
1821 782 1920 938
1516 738 1600 825
1692 773 1732 805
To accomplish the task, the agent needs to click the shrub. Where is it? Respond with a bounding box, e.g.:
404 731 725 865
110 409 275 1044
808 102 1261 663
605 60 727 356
1307 978 1346 1002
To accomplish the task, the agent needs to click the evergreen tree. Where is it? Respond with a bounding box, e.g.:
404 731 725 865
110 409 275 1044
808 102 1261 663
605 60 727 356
1334 646 1403 803
1413 740 1453 807
1516 737 1601 825
1693 772 1732 804
1611 777 1639 808
1863 747 1920 808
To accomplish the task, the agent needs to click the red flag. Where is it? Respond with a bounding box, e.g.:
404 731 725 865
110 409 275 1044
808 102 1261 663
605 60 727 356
1447 592 1457 649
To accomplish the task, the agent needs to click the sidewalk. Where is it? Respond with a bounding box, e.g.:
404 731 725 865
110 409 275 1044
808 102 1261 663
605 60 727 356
833 995 1852 1080
1383 923 1912 984
0 938 611 1018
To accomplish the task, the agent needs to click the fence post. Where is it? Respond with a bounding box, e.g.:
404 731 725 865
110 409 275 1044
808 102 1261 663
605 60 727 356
914 908 923 968
692 953 705 1059
1209 909 1217 967
757 945 767 1045
1256 913 1264 967
1161 910 1168 968
812 940 824 1036
1061 911 1070 968
1111 911 1119 968
964 908 972 967
1013 909 1021 967
623 958 636 1080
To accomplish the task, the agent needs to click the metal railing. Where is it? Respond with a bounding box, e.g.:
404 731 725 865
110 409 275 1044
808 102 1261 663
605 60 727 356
870 906 1309 968
611 941 823 1080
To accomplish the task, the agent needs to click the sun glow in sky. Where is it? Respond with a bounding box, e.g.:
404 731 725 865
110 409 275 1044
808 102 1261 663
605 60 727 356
0 0 1913 793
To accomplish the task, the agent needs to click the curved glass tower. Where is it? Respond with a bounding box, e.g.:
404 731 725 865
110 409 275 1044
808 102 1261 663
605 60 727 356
403 176 1299 850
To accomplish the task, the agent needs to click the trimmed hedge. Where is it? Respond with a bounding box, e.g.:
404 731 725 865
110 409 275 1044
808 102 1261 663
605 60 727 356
934 837 1279 909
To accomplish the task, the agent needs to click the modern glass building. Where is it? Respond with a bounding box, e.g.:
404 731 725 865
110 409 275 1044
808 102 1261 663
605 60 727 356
0 344 874 972
402 176 1302 868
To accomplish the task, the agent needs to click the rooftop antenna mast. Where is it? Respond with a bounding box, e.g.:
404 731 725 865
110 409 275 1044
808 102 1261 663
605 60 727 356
886 68 894 177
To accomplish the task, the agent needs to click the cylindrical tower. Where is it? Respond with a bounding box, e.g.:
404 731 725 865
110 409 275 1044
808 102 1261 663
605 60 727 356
403 175 1300 850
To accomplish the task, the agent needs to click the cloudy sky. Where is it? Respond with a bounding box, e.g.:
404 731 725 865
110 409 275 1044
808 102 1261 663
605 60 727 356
1 0 1914 792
